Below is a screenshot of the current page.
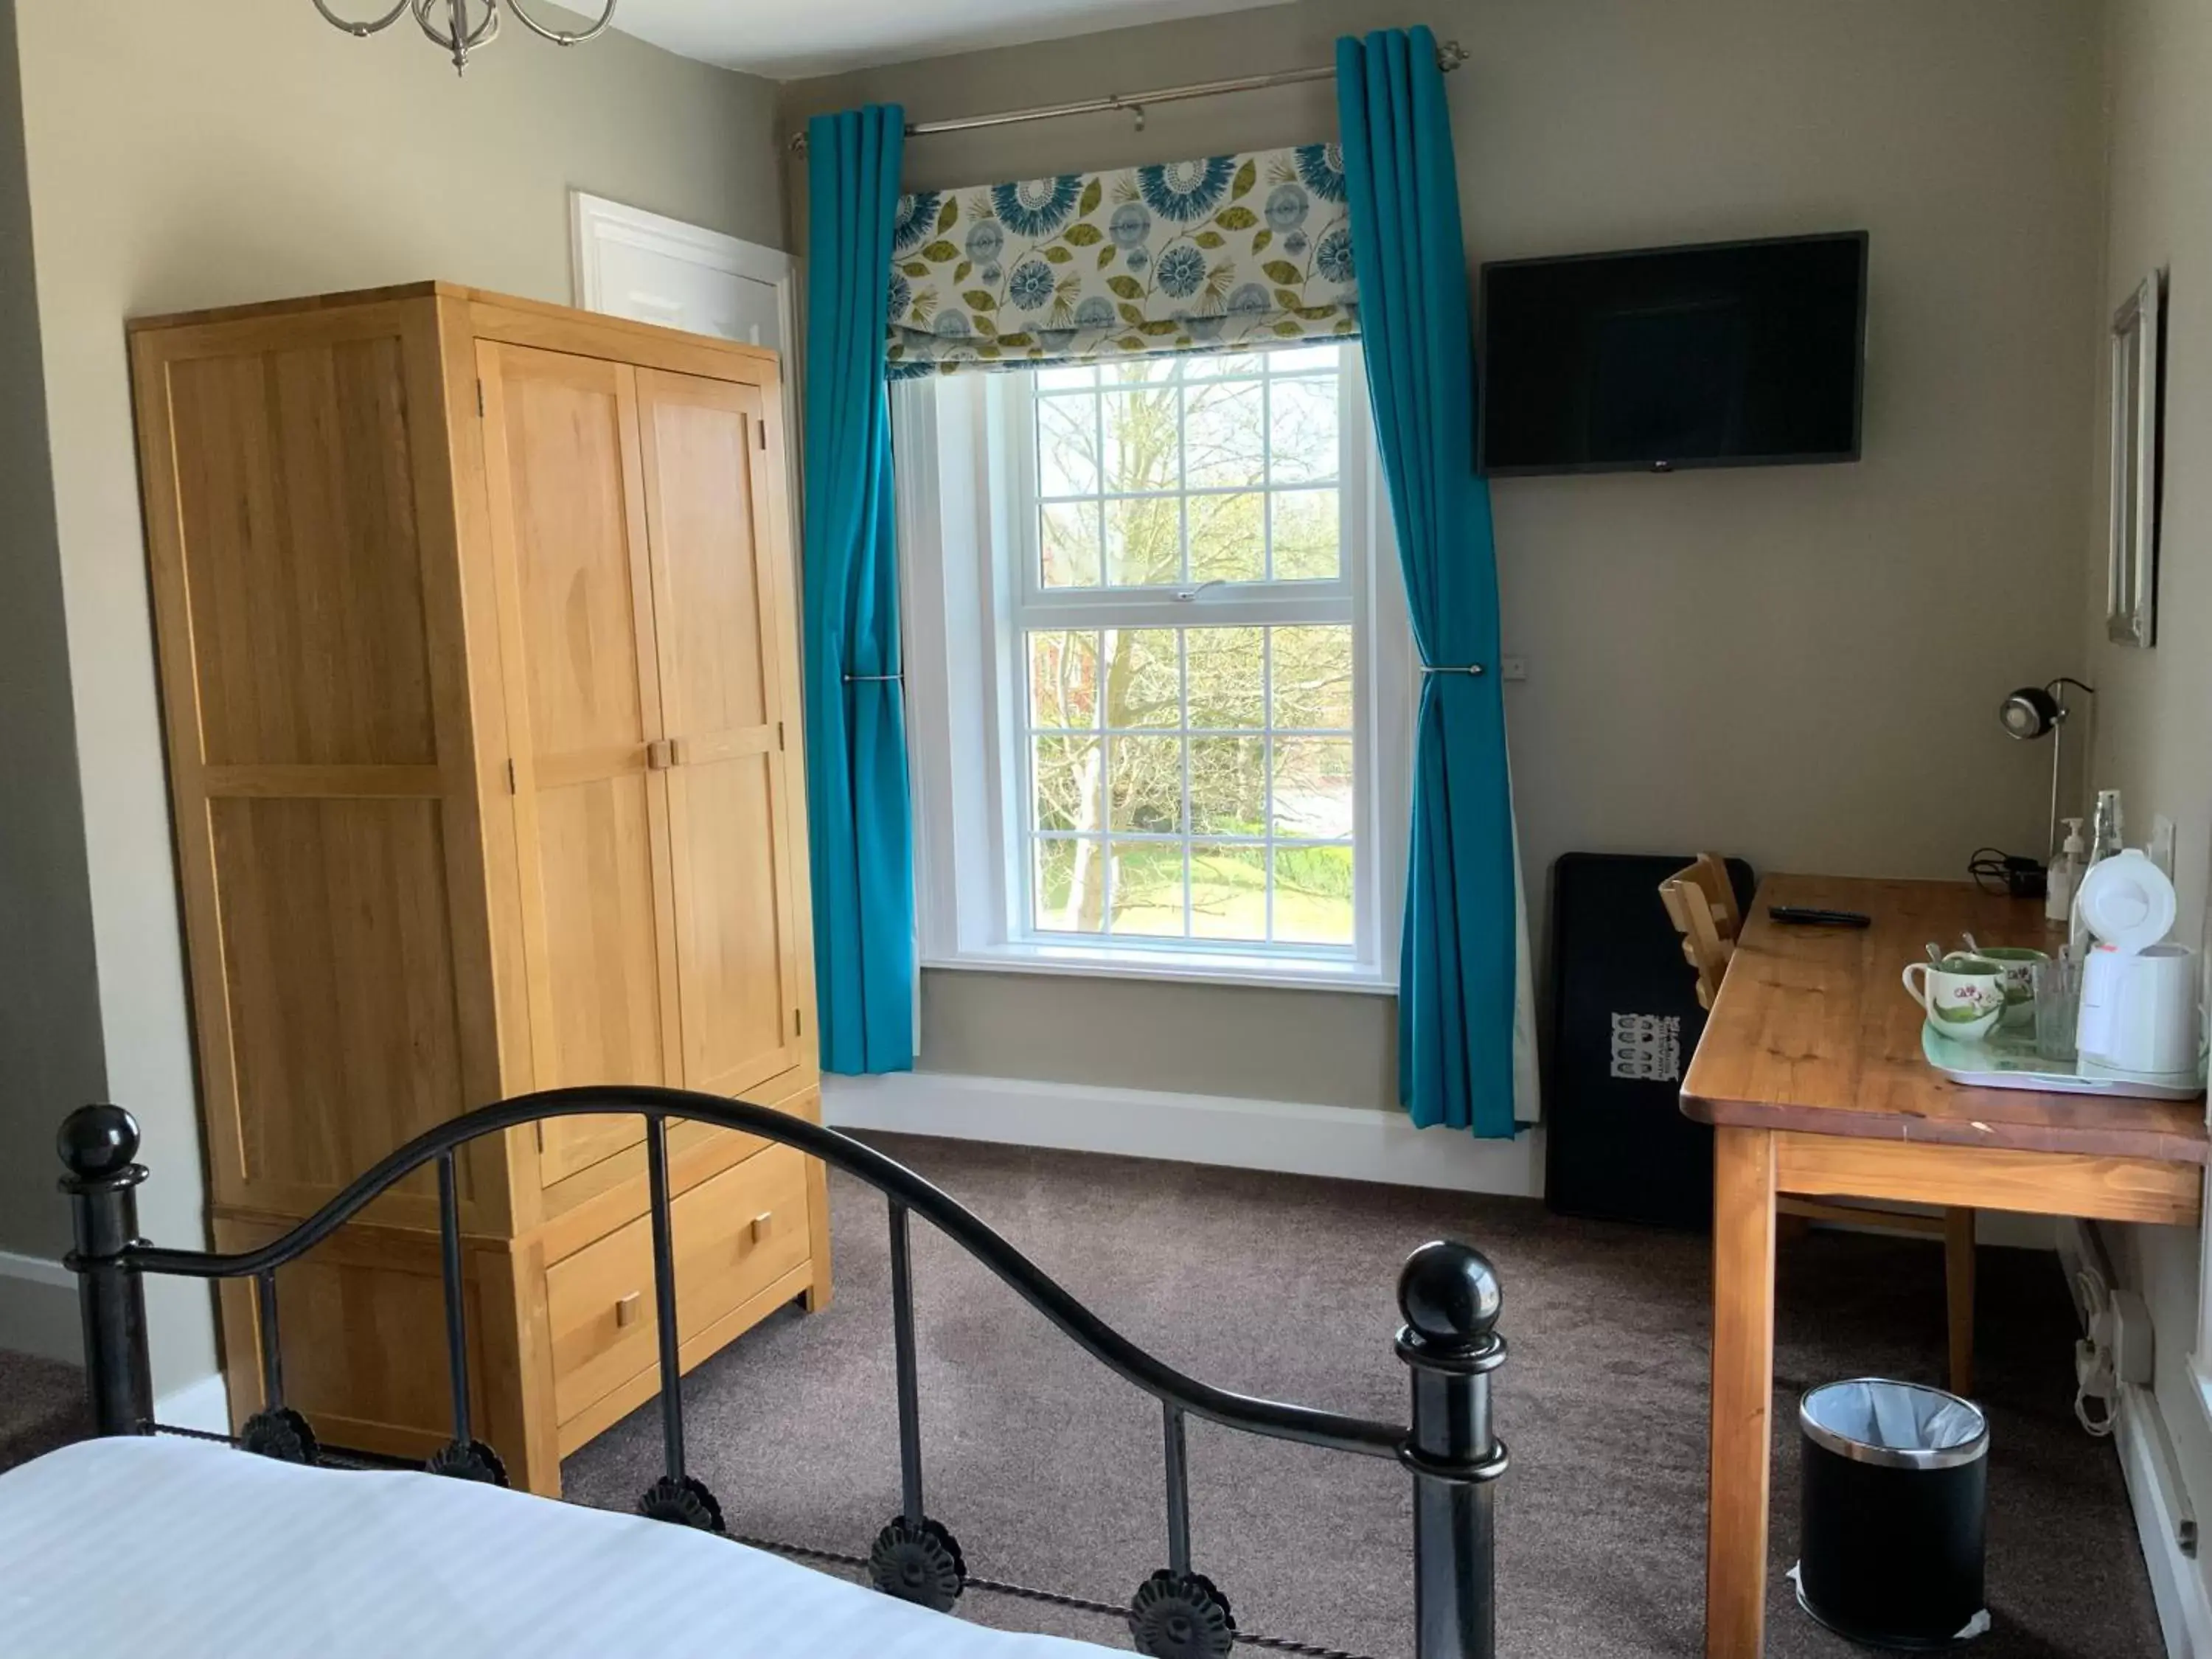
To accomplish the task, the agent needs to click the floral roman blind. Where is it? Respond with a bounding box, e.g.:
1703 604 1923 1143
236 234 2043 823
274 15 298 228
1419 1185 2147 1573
886 144 1357 375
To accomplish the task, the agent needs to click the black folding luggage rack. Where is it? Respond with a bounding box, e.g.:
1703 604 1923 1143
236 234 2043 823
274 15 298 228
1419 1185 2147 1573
1543 852 1756 1231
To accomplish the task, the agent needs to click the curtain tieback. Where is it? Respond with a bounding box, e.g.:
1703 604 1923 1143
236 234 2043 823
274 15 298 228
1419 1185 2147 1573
1419 663 1487 676
844 672 905 683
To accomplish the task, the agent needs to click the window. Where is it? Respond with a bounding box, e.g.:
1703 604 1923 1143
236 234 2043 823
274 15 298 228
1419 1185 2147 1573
898 343 1410 989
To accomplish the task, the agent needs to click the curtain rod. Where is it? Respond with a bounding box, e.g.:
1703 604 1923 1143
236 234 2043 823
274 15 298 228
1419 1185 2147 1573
787 38 1467 154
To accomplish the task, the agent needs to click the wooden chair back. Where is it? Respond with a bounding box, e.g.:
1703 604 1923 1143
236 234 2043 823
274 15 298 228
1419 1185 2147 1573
1660 855 1738 1010
1680 852 1742 939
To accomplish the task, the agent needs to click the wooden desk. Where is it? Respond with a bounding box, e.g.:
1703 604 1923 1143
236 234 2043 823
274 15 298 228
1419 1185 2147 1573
1681 874 2207 1659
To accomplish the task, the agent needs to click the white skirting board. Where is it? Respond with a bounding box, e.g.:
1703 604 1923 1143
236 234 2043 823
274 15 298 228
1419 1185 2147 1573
821 1071 1544 1196
1 1249 231 1437
2115 1379 2212 1659
2059 1221 2212 1659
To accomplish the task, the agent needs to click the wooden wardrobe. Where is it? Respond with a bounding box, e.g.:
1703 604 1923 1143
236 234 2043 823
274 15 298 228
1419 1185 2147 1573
128 282 825 1497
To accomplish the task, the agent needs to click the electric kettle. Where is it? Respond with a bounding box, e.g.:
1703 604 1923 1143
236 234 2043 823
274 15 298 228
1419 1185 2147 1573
2074 850 2202 1077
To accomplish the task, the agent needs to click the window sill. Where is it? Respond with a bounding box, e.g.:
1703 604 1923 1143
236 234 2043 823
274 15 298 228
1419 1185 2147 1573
920 945 1397 996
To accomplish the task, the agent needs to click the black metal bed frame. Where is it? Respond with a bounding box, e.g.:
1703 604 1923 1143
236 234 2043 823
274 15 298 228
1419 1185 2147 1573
56 1086 1508 1659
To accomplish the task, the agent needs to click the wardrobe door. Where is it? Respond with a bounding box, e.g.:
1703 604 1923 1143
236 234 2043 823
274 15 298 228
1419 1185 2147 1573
477 344 680 1182
634 368 808 1099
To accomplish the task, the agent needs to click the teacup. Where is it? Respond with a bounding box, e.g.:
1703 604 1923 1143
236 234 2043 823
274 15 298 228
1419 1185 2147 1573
1966 944 2048 1027
1902 953 2006 1042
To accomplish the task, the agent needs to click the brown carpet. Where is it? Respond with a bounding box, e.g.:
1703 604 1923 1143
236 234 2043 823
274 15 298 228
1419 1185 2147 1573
0 1349 91 1472
0 1135 2157 1658
562 1134 2161 1659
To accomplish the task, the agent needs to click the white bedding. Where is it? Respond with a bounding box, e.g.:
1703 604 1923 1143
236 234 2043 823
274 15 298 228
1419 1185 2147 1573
0 1435 1116 1658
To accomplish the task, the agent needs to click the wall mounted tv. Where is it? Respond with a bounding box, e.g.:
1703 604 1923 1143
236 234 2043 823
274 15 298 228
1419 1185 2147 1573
1476 231 1868 476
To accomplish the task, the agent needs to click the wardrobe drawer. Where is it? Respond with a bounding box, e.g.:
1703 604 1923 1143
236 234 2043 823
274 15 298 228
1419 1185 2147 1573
545 1142 812 1424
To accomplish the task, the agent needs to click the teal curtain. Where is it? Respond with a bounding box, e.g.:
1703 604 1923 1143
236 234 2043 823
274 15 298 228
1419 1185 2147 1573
1337 29 1516 1136
802 106 914 1074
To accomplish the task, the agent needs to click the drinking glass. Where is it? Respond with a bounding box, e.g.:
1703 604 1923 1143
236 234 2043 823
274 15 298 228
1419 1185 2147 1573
2031 953 2082 1062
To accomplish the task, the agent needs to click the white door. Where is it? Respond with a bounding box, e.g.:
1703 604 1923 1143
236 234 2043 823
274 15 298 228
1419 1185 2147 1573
571 192 796 351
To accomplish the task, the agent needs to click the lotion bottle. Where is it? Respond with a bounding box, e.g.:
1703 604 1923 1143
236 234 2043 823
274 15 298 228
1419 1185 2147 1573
2046 818 2084 924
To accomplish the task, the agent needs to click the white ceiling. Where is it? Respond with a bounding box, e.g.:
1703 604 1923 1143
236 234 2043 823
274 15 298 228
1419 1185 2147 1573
611 0 1290 81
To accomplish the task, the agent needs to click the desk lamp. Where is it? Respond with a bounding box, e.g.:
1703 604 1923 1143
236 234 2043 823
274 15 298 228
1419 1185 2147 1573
1999 677 2096 859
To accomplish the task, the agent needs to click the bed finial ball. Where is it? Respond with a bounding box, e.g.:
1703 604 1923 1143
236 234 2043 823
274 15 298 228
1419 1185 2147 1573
58 1103 142 1180
1397 1239 1502 1349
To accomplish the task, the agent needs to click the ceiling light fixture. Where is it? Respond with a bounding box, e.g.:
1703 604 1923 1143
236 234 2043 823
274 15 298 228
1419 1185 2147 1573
312 0 617 77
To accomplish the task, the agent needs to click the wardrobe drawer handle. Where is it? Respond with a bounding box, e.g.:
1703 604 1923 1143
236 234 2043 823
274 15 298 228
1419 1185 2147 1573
748 1211 773 1242
614 1290 641 1328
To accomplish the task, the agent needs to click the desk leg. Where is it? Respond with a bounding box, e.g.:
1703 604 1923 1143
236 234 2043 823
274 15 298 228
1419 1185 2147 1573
1708 1127 1777 1659
1944 1208 1976 1399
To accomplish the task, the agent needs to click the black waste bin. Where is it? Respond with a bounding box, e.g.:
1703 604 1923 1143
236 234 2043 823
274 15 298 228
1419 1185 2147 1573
1795 1379 1989 1648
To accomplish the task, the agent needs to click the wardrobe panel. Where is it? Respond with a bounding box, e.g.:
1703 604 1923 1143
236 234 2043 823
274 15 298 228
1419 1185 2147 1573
637 373 773 737
167 338 435 768
636 369 804 1096
476 342 678 1185
666 752 800 1096
208 796 465 1203
532 772 672 1181
493 350 653 759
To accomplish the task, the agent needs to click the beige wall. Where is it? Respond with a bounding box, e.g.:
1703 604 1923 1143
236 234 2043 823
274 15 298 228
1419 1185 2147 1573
0 2 111 1281
0 0 783 1391
2087 0 2212 1612
783 0 2107 1103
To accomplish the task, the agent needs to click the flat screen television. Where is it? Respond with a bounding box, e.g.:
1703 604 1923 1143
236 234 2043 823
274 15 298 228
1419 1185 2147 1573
1476 231 1868 476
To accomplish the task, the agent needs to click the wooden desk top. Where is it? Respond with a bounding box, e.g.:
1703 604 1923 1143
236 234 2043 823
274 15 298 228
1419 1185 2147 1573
1680 874 2208 1166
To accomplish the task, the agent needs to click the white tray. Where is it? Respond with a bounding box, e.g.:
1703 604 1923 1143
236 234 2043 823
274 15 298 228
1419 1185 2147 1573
1922 1024 2206 1101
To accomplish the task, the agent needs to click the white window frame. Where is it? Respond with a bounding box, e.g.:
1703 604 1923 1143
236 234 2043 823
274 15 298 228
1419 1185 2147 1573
897 346 1414 994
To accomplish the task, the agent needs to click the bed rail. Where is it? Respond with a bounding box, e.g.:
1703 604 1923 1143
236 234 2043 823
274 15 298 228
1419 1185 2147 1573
58 1089 1508 1659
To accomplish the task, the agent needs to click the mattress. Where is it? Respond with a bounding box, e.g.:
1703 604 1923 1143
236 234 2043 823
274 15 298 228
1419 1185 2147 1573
0 1435 1116 1658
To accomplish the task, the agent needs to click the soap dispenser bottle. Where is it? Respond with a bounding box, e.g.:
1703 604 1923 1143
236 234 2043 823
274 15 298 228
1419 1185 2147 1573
2046 818 2085 924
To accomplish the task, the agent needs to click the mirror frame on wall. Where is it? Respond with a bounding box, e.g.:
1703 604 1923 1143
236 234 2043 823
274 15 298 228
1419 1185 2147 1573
2106 271 2164 647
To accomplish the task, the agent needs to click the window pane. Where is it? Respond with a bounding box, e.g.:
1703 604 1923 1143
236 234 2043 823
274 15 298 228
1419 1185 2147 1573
1105 358 1179 385
1032 736 1101 832
1105 495 1182 586
1270 488 1340 580
1183 380 1265 488
1270 379 1338 484
1042 502 1101 588
1037 395 1099 496
1273 845 1354 945
1271 737 1354 838
1099 628 1180 728
1184 627 1265 729
1007 348 1363 962
1189 737 1265 835
1102 387 1180 493
1110 842 1187 936
1270 626 1353 728
1186 490 1264 583
1191 844 1268 941
1107 735 1183 833
1028 630 1099 730
1034 838 1104 933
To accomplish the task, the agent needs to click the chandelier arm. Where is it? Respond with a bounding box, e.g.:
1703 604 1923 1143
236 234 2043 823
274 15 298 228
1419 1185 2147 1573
505 0 617 46
310 0 411 36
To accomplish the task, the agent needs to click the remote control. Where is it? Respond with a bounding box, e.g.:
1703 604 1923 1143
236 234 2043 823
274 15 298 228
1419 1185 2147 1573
1768 905 1873 928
